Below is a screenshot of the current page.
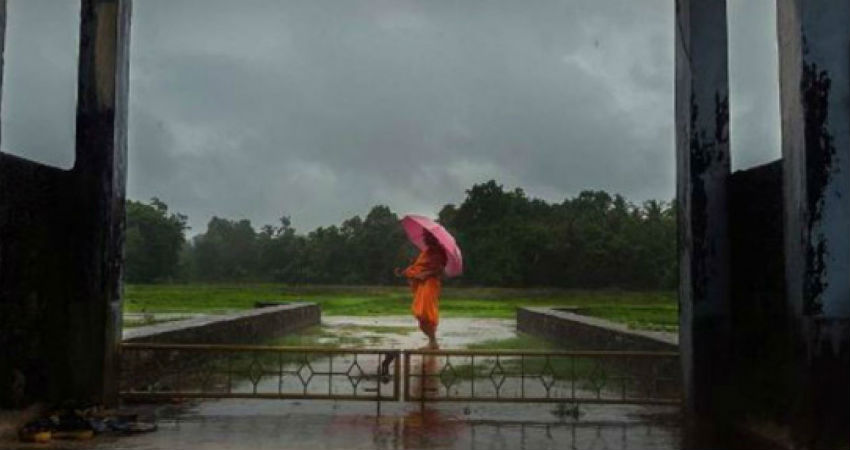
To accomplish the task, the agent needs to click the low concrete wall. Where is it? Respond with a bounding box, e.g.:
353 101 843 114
120 303 320 392
123 302 320 344
517 307 677 351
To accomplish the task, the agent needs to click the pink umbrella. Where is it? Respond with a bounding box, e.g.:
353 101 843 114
401 215 463 277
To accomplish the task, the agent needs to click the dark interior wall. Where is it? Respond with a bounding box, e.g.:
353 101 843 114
0 155 79 405
729 160 786 347
0 154 117 406
727 159 789 420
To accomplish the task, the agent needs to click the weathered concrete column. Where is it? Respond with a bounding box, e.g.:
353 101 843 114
777 0 850 444
674 0 732 416
71 0 133 407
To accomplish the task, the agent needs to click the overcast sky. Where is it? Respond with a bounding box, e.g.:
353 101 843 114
1 0 780 233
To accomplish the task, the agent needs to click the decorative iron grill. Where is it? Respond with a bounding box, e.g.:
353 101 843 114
120 343 400 402
120 344 679 405
403 349 680 405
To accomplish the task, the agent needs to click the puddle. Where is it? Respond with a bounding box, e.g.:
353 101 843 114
313 316 517 349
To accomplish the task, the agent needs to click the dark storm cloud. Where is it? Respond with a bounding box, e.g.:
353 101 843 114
1 0 780 232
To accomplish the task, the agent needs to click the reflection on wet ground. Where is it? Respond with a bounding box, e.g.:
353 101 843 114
82 401 681 450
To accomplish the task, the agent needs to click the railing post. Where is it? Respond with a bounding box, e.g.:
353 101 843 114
403 351 411 402
393 351 401 401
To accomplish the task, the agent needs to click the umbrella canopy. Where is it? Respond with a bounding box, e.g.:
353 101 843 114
401 215 463 278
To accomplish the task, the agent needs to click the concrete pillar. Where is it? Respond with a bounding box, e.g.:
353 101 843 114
674 0 732 416
72 0 133 407
777 0 850 444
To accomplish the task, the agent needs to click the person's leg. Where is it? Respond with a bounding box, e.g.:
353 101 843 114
380 352 396 380
425 330 438 349
419 319 439 349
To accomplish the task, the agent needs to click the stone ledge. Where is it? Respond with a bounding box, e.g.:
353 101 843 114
123 302 320 344
517 307 677 351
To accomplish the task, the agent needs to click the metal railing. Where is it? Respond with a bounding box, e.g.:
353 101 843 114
120 344 679 405
120 343 400 402
404 349 680 405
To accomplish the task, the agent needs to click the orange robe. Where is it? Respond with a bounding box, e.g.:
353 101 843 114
403 247 446 334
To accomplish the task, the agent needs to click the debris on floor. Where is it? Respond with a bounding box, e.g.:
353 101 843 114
18 402 156 444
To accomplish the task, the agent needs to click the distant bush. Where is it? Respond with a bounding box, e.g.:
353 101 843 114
127 180 675 289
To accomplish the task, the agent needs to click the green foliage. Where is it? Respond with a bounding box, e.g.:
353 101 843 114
440 181 676 289
577 305 679 331
124 198 188 283
175 205 410 285
465 333 558 351
123 283 676 328
191 217 259 281
126 180 676 289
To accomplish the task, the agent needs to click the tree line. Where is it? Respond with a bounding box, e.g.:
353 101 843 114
125 180 676 289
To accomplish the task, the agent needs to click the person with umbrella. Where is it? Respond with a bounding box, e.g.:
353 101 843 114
381 215 462 378
396 230 447 349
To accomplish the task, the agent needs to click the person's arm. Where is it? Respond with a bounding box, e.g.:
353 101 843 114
400 250 444 280
412 269 437 280
413 263 445 280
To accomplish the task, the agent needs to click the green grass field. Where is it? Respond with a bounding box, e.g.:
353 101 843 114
575 304 678 332
124 283 677 330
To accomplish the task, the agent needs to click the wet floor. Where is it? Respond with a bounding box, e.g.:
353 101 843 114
5 317 769 449
71 401 681 450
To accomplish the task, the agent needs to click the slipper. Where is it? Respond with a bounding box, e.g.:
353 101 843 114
53 413 95 440
18 419 54 443
18 430 51 443
106 418 158 434
52 429 94 440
